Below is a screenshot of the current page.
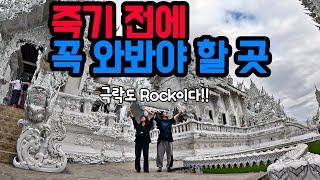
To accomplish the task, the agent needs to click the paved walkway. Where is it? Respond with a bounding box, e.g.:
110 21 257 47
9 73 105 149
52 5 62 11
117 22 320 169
0 161 267 180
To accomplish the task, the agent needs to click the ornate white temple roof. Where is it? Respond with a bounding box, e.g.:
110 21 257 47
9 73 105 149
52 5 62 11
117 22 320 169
0 0 47 21
300 0 320 29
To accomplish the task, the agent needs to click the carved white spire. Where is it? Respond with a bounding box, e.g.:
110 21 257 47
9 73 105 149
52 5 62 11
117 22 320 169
315 84 320 109
0 0 47 21
243 80 288 125
300 0 320 30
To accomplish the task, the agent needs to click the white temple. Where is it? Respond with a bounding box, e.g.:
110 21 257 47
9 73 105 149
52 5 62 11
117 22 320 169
0 0 319 178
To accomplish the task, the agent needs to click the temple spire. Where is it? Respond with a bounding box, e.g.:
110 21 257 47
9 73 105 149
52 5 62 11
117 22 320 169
315 83 320 109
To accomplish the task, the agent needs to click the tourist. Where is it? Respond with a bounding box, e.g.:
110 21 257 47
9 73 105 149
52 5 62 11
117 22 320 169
9 78 22 108
18 79 30 109
129 108 154 173
146 108 185 172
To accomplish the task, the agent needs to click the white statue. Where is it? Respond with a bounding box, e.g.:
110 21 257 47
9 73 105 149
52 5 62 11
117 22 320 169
13 48 67 173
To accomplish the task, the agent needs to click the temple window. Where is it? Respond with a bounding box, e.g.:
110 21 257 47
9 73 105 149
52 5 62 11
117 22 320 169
222 113 227 125
209 110 213 120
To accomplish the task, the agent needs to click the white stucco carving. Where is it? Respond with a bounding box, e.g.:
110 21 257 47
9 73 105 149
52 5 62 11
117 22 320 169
12 49 68 173
268 144 320 180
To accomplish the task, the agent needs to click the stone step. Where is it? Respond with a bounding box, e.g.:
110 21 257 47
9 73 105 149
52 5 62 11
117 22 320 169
0 106 25 114
0 117 20 124
0 126 20 134
0 113 24 118
0 129 21 137
0 119 19 125
0 106 23 164
0 141 16 152
0 126 21 136
0 150 16 164
0 134 19 143
0 114 24 119
0 109 24 116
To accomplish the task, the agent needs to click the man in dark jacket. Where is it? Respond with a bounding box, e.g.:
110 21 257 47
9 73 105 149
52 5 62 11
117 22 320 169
9 78 22 107
129 109 154 173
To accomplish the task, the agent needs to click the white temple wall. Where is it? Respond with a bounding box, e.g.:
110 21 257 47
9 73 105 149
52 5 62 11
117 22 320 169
62 125 137 163
78 60 92 95
63 56 96 95
64 77 82 95
0 25 49 104
228 93 237 126
0 56 14 103
231 92 244 127
211 95 220 124
202 102 215 122
0 43 20 104
225 95 233 126
218 95 229 125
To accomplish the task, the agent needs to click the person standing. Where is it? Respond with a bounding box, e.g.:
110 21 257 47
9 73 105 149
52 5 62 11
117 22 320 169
9 78 22 108
18 82 30 109
129 108 154 173
146 109 184 172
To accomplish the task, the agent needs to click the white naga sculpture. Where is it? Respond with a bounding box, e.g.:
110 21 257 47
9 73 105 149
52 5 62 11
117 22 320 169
268 144 320 180
13 49 68 173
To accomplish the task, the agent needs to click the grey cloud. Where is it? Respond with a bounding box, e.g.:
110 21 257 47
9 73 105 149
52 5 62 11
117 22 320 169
186 0 320 121
114 0 320 121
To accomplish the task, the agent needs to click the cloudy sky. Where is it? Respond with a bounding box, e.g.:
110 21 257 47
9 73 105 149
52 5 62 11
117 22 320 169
115 0 320 121
186 0 320 121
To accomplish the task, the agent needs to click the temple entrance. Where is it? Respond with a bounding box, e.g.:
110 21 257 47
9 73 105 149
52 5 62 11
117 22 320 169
8 42 43 82
2 42 42 105
19 42 43 82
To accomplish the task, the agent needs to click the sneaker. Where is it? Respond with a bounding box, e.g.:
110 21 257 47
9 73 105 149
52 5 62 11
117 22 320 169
167 167 172 172
136 170 141 173
157 167 162 172
144 170 149 173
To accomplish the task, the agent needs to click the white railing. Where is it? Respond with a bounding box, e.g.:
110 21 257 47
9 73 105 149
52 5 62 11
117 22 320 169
150 119 310 142
183 145 297 169
54 92 118 130
55 92 312 142
56 92 109 115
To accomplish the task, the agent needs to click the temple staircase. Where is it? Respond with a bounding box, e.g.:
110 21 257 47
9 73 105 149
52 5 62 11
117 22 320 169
0 106 23 164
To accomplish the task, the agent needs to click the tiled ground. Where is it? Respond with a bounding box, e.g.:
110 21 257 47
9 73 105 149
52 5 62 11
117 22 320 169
0 161 267 180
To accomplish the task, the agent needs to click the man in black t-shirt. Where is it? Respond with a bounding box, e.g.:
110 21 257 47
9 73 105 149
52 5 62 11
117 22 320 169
147 108 184 172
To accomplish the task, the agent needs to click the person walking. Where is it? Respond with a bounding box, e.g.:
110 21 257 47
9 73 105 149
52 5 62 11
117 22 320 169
129 108 154 173
9 78 22 108
146 108 184 172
